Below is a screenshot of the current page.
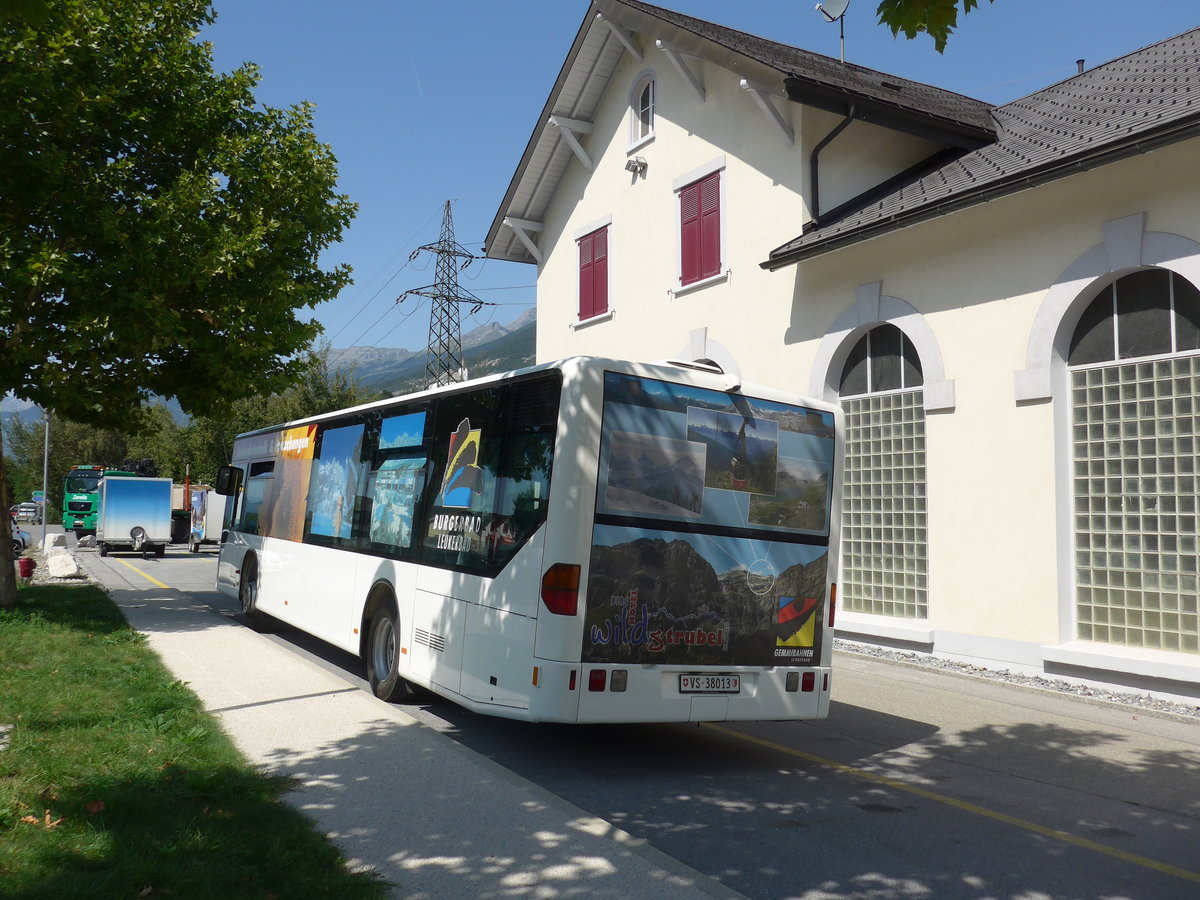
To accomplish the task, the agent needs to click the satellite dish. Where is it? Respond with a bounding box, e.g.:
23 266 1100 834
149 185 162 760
815 0 851 22
815 0 852 62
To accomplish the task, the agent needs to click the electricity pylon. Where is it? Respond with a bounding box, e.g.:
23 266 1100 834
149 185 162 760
399 201 495 388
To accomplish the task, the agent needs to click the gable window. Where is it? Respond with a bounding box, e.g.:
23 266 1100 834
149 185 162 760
578 226 608 321
679 170 721 287
629 73 655 149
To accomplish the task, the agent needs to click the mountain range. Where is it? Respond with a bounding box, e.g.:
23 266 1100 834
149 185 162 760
331 309 536 395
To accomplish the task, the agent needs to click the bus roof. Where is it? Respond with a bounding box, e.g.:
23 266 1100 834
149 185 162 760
228 355 837 442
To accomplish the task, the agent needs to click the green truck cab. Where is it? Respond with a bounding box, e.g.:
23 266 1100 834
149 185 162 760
63 466 137 535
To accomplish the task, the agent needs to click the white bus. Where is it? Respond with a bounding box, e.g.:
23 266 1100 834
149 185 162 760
214 357 842 724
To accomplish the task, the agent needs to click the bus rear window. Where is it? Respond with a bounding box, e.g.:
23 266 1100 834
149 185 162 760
595 372 836 537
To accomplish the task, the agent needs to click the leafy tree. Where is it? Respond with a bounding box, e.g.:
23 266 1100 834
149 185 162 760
876 0 994 52
0 0 356 605
4 415 129 525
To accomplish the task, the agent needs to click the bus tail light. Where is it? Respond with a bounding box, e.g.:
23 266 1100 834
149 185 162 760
541 563 580 616
828 583 837 628
802 671 816 692
588 670 606 692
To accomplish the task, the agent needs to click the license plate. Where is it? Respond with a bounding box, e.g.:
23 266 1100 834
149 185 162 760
679 674 740 694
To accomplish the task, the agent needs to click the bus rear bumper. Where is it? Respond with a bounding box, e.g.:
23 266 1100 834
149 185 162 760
509 660 833 724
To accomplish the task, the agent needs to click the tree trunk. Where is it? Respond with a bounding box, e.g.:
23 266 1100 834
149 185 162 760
0 426 18 608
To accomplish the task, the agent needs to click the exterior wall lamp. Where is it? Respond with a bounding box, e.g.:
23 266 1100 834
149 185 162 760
624 156 648 175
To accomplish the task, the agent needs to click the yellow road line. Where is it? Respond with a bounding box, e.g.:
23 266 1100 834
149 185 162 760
112 557 170 590
702 722 1200 884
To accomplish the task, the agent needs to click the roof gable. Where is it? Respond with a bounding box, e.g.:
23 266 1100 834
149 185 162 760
485 0 997 265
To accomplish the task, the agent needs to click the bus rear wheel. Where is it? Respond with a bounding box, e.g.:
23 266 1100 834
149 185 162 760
367 600 414 703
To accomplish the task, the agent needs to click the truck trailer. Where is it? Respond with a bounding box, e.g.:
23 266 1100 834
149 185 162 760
97 476 173 557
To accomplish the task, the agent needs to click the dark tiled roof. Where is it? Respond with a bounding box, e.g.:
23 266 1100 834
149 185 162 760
766 27 1200 268
620 0 995 140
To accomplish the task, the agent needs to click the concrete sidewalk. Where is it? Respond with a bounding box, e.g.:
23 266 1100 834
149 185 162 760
87 568 743 899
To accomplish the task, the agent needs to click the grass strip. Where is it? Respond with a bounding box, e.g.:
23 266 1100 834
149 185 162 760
0 583 390 898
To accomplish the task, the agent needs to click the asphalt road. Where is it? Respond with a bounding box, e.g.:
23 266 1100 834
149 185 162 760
67 537 1200 900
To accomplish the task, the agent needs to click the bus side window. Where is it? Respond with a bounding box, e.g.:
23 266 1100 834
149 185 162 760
364 454 427 554
420 374 560 575
241 461 275 535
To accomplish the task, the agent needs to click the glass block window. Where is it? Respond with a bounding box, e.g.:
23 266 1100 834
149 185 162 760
840 325 928 619
1071 359 1200 653
1069 270 1200 654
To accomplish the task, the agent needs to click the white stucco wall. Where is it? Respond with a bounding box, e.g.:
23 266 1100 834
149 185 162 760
525 33 1200 686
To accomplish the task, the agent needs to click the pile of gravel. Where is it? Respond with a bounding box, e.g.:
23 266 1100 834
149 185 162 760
836 638 1200 720
14 546 93 587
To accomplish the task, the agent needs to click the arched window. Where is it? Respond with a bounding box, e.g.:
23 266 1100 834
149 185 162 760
1069 268 1200 365
1069 269 1200 654
839 325 928 619
629 74 655 148
840 324 924 396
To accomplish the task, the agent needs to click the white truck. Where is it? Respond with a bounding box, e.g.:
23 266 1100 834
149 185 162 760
96 476 173 557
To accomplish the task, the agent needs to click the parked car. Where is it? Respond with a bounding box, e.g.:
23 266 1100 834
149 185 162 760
10 516 31 560
16 502 41 524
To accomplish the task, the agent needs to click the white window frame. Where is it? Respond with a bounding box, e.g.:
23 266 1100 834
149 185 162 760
571 215 615 330
671 156 727 297
627 70 656 153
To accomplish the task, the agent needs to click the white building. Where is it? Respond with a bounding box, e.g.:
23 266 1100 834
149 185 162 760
485 0 1200 699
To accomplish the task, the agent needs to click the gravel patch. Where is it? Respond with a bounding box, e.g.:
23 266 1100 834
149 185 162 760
836 638 1200 721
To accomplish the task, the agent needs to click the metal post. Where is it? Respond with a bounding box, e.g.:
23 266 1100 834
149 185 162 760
41 410 50 529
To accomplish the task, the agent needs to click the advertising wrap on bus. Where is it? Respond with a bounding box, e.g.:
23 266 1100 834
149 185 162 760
215 357 841 724
584 372 835 668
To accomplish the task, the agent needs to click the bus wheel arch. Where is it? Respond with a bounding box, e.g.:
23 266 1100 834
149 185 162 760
363 583 414 703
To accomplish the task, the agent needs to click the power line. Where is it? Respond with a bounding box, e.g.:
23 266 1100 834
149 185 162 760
325 207 441 345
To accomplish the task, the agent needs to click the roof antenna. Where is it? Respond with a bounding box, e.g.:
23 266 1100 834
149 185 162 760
816 0 851 63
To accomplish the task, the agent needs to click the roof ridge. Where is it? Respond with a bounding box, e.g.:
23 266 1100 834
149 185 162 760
997 24 1200 110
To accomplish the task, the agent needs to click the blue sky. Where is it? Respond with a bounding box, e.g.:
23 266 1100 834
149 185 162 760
202 0 1200 353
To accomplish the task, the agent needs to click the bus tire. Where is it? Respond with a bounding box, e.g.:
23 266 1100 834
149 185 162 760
238 556 270 633
98 541 108 557
366 599 414 703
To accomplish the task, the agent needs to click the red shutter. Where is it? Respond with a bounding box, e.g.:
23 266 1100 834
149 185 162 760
680 181 700 285
699 171 721 279
592 227 608 316
578 227 608 320
578 232 594 320
680 172 719 286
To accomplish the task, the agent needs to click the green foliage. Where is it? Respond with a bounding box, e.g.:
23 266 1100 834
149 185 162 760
0 0 356 605
0 0 357 428
2 347 385 499
5 414 138 523
875 0 993 52
0 585 388 897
